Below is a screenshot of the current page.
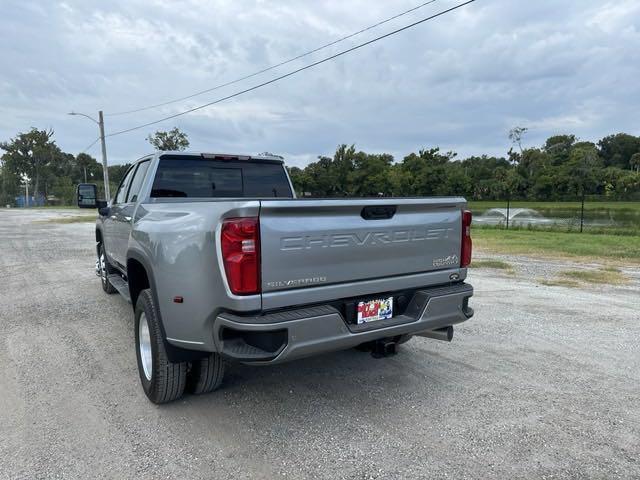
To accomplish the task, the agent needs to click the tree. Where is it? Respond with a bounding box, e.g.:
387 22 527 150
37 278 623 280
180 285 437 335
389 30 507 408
460 155 509 199
300 145 357 197
287 166 310 196
630 153 640 173
544 134 576 166
508 126 528 154
0 162 19 204
598 133 640 169
75 153 101 183
349 152 394 196
0 128 58 200
146 127 190 151
564 143 602 197
396 148 456 196
108 164 132 186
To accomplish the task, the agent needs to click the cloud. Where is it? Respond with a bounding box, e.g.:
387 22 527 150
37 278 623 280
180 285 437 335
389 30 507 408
0 0 638 165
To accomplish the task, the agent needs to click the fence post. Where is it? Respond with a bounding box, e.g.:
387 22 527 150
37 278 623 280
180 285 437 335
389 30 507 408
506 196 510 230
580 194 585 233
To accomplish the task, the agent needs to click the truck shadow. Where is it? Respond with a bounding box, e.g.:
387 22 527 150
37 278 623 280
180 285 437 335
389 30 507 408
183 341 471 415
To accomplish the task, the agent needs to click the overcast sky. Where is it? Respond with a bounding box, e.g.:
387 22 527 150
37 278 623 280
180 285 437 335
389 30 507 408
1 0 638 166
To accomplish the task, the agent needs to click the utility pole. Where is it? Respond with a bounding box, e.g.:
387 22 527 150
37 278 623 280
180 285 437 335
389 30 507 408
68 110 111 201
25 182 29 208
98 111 111 201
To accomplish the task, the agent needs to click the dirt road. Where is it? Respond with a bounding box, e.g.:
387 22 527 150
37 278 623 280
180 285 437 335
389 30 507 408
1 209 638 479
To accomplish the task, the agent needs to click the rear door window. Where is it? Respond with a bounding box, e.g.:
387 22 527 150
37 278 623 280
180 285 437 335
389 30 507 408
114 166 136 204
126 160 151 203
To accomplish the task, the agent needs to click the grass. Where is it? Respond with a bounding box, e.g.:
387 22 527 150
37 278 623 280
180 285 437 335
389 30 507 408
474 228 640 263
540 267 629 288
470 259 513 270
559 268 629 285
539 279 581 288
37 215 96 224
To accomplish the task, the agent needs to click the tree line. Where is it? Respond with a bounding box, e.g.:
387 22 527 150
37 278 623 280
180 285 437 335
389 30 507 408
0 128 188 205
1 127 639 206
289 131 640 200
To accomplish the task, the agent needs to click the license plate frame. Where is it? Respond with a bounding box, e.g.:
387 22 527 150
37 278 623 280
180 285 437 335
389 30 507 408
356 297 393 324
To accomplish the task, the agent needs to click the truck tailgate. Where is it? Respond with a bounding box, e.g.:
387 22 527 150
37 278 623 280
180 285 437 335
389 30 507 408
259 198 466 294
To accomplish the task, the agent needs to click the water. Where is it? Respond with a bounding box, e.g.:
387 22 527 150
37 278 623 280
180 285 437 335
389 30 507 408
471 203 640 232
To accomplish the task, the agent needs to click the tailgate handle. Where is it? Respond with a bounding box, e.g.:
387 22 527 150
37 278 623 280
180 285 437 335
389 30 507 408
361 205 397 220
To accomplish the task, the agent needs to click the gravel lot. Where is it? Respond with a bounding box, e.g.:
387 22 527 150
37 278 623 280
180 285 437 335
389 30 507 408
1 208 639 479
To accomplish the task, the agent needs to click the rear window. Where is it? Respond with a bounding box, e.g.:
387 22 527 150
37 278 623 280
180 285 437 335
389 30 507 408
151 156 293 198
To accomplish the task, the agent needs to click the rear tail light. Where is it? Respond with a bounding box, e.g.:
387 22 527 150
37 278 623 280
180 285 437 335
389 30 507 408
461 210 472 268
221 217 260 295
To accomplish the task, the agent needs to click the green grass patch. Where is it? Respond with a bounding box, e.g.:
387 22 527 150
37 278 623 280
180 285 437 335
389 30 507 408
539 267 629 288
470 259 513 270
539 278 581 288
559 268 629 285
474 229 640 263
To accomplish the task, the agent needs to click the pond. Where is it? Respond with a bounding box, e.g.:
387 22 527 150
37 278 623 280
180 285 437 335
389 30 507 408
470 202 640 232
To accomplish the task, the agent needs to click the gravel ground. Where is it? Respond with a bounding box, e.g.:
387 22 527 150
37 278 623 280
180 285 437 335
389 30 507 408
1 208 639 479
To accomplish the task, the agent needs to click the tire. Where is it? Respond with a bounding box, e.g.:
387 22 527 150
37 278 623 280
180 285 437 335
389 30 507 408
135 289 187 404
98 243 117 294
186 353 225 395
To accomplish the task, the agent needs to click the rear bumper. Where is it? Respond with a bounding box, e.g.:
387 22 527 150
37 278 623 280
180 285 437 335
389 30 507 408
213 282 473 364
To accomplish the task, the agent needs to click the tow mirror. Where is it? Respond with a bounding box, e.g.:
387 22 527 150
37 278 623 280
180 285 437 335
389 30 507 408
77 183 100 208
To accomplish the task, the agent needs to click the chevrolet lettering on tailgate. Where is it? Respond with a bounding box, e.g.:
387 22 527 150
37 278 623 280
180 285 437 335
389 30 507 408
280 228 455 251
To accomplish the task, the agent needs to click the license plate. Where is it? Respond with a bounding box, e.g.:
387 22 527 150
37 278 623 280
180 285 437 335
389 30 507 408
357 297 393 324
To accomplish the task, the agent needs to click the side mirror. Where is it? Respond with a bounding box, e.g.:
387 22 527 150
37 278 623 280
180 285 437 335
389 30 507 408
76 183 99 208
98 202 110 217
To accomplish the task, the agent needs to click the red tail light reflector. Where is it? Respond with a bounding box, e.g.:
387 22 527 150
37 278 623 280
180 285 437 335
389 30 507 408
221 217 260 295
461 210 472 268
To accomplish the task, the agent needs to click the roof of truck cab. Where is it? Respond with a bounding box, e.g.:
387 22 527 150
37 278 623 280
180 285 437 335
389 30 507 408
138 151 285 163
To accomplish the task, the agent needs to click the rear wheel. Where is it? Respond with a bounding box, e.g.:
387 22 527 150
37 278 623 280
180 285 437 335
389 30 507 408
186 354 225 395
98 243 117 294
135 289 187 404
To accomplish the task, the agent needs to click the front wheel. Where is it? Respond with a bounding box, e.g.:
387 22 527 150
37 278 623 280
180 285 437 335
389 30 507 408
135 289 187 404
98 243 117 294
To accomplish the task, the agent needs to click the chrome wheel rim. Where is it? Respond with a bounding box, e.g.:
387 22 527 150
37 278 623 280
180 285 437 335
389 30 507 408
99 253 107 283
139 313 152 381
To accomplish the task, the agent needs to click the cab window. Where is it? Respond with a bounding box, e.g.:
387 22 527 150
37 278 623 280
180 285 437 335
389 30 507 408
114 166 135 204
126 160 151 203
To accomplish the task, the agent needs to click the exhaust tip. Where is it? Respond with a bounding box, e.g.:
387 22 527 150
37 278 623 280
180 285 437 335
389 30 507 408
418 326 454 342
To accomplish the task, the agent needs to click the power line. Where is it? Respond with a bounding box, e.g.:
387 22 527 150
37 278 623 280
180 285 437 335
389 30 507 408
107 0 476 138
107 0 438 116
80 137 100 153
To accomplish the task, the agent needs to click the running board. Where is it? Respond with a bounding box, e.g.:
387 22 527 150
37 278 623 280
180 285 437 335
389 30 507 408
107 274 131 303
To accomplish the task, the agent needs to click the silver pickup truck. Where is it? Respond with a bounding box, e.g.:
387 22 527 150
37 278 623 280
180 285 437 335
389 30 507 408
77 152 474 404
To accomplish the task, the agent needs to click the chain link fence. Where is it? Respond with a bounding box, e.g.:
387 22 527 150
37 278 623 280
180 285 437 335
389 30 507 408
469 195 640 235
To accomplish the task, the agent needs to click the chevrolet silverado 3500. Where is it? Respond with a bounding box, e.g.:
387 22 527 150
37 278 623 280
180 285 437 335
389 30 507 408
77 152 474 404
